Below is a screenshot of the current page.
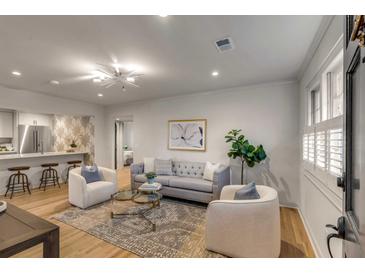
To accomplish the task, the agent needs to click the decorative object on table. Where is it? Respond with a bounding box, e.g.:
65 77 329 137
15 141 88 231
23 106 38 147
145 171 157 184
203 161 221 181
0 201 7 213
225 129 267 185
138 182 162 192
168 119 206 151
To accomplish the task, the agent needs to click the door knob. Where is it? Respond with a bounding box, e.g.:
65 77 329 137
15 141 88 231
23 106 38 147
337 173 345 191
326 216 345 258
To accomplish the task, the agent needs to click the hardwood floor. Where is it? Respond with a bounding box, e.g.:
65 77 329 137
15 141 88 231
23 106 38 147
2 167 315 258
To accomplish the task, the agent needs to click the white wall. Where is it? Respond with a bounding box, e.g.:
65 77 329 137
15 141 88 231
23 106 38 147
299 15 343 257
0 85 107 166
106 81 300 206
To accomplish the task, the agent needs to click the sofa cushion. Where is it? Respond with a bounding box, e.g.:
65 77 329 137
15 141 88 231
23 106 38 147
86 181 116 205
169 177 213 193
172 161 205 178
144 157 155 173
155 159 173 175
134 174 173 186
234 182 260 200
81 164 101 184
203 161 221 181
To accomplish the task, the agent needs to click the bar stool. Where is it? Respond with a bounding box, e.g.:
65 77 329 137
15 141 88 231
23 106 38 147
66 160 82 183
5 166 32 199
39 163 60 191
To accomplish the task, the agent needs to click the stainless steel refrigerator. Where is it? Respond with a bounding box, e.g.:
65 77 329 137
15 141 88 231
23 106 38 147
18 125 53 154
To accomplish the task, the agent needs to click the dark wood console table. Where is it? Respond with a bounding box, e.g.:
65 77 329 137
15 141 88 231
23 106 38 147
0 203 59 258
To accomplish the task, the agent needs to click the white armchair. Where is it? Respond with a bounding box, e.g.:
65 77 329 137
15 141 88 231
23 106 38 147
68 167 118 209
205 185 281 258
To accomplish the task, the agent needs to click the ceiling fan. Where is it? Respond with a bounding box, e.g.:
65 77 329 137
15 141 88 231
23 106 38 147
92 63 143 92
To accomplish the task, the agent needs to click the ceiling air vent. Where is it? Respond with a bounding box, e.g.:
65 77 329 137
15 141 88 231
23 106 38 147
214 37 234 52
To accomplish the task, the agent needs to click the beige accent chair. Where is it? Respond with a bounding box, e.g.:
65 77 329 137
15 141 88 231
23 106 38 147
68 167 117 209
205 185 281 257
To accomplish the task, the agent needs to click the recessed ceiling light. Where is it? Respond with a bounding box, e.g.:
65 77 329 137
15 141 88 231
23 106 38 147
159 15 168 18
126 77 135 83
212 71 219 77
97 93 103 97
93 78 102 83
50 80 60 85
12 71 21 77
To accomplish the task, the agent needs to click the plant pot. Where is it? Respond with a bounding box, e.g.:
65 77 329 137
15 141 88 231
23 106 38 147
147 178 155 184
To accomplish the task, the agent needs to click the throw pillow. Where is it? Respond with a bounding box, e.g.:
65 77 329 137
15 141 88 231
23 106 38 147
81 164 102 184
234 182 261 200
203 161 220 181
144 157 155 173
155 159 173 175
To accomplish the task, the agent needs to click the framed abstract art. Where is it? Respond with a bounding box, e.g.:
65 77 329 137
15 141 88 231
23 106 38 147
168 119 207 151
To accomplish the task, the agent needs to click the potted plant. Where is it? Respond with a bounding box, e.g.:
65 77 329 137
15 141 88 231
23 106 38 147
145 172 157 184
225 129 267 185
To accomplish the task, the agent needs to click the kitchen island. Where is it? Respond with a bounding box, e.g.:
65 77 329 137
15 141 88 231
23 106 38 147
0 152 88 195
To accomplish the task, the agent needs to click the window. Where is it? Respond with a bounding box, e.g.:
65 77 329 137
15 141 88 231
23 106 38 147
307 87 321 126
303 51 344 178
328 128 343 176
315 130 326 169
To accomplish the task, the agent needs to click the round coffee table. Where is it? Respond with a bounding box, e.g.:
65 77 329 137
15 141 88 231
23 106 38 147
111 188 163 231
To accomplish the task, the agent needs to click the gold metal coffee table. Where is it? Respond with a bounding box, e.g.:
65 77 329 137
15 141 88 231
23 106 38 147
111 188 163 231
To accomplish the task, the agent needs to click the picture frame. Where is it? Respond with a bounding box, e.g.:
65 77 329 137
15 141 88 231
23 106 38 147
168 119 207 151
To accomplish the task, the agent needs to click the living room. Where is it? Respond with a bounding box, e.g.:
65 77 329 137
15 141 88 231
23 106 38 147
1 1 365 273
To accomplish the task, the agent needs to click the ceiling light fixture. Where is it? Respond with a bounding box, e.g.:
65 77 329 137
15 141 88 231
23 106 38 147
12 71 21 77
50 80 60 85
126 77 135 82
97 93 103 97
212 71 219 77
91 63 143 92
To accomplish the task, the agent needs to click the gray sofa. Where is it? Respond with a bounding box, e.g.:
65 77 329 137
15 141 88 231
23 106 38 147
130 160 231 203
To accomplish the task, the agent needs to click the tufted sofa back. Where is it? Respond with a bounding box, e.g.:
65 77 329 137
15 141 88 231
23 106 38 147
172 161 205 178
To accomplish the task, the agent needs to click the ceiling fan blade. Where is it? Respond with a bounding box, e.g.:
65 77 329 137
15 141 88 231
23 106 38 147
104 82 116 89
126 81 140 88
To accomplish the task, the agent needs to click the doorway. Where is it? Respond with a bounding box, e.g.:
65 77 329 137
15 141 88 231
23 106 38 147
114 119 134 170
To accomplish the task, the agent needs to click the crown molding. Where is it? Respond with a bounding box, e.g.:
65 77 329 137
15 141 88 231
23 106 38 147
297 16 335 80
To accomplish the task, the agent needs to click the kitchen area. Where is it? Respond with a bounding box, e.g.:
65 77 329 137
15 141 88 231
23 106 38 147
0 109 93 196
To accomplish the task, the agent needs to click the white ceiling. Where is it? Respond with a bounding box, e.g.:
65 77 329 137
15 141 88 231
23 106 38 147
0 15 323 105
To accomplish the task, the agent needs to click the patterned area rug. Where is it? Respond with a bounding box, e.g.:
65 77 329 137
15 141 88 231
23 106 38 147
53 199 224 258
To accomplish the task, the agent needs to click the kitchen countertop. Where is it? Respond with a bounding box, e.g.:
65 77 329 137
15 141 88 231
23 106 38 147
0 151 87 160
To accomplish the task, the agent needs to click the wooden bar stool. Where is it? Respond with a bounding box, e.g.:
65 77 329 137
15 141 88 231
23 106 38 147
5 166 32 199
39 163 60 191
65 160 82 183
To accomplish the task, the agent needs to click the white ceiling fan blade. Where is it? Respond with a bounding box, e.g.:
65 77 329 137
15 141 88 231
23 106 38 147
126 81 140 88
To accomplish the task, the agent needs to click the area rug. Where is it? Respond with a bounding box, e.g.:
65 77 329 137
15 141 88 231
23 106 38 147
52 199 224 258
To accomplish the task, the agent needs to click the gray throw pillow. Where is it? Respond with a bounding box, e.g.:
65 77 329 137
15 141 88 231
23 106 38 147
234 182 260 200
155 159 173 175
